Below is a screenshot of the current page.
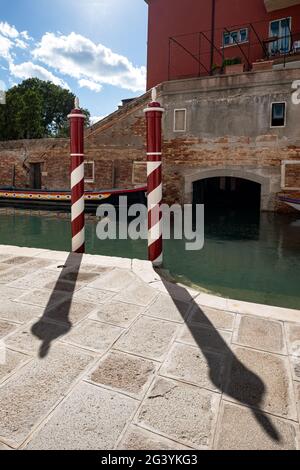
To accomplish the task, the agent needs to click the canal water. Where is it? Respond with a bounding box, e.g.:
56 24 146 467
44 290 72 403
0 207 299 310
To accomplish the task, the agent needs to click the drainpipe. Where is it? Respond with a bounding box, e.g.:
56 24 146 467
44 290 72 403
210 0 216 75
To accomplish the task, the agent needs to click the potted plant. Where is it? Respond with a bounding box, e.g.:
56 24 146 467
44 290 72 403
211 63 222 76
223 57 244 75
252 58 274 72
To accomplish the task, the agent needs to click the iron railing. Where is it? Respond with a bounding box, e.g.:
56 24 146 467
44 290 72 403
168 18 300 81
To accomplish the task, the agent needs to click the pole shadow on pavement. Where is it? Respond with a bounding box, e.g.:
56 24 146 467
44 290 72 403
31 253 83 358
160 277 280 442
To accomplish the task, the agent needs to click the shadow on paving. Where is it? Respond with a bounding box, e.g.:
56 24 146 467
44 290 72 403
31 253 83 358
160 278 281 443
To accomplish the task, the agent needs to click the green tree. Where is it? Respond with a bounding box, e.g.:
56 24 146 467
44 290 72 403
0 78 90 141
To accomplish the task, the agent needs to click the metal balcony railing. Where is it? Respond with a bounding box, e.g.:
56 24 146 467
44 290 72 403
168 18 300 81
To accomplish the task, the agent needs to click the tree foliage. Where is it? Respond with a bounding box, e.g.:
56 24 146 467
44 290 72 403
0 78 90 140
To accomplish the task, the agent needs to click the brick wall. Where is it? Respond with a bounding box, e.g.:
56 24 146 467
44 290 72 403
285 163 300 189
0 70 300 212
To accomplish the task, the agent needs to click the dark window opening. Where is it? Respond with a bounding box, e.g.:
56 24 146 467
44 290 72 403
271 102 286 127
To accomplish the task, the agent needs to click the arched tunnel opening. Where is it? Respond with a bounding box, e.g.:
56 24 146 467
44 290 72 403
193 177 262 238
193 177 261 211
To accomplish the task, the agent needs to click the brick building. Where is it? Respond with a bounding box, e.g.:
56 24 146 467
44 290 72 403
0 0 300 211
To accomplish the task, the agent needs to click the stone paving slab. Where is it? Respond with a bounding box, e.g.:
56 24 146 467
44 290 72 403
178 323 232 352
0 344 94 448
3 256 38 266
15 288 70 308
188 305 235 331
8 270 61 290
159 342 226 392
224 346 297 420
74 287 115 305
0 245 299 450
87 350 157 399
0 442 12 450
82 253 132 269
0 267 37 284
22 258 54 270
233 315 286 354
117 425 191 450
214 401 299 450
0 349 30 384
136 377 220 449
0 320 18 339
0 263 12 272
89 301 142 328
24 382 138 450
114 282 158 307
5 320 68 356
290 356 300 382
62 319 123 353
88 269 136 292
0 286 27 300
0 301 44 324
146 293 190 323
0 254 10 262
295 382 300 419
114 316 178 361
151 280 199 303
285 323 300 357
43 299 97 325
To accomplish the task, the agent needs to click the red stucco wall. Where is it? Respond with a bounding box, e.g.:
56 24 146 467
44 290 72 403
146 0 300 89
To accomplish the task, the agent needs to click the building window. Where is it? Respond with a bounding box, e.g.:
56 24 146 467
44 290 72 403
84 161 95 183
269 17 291 55
271 102 286 127
223 28 249 47
174 109 186 132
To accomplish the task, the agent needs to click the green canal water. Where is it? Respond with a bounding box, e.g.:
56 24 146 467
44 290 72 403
0 208 299 310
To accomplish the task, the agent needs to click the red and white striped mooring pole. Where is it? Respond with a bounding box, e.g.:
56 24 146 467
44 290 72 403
68 98 85 253
144 88 164 267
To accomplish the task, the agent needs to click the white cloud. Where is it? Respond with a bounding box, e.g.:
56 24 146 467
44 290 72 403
33 32 146 93
0 22 31 42
0 35 13 61
9 61 70 89
20 31 31 41
15 38 28 50
0 22 19 39
0 23 31 62
90 115 106 125
78 78 102 93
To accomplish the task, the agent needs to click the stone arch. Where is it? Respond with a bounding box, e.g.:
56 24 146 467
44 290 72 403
184 167 275 211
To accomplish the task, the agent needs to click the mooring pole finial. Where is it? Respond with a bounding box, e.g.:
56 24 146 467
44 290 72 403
151 87 157 103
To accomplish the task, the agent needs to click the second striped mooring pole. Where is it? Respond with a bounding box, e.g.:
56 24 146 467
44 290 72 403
144 88 164 267
68 97 85 253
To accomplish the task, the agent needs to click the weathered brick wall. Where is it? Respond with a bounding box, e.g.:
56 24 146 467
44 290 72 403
285 163 300 189
0 70 300 212
0 91 149 192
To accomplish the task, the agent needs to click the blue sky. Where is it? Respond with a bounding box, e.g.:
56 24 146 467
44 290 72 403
0 0 148 123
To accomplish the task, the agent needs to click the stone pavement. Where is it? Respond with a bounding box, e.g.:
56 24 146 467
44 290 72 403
0 244 299 450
